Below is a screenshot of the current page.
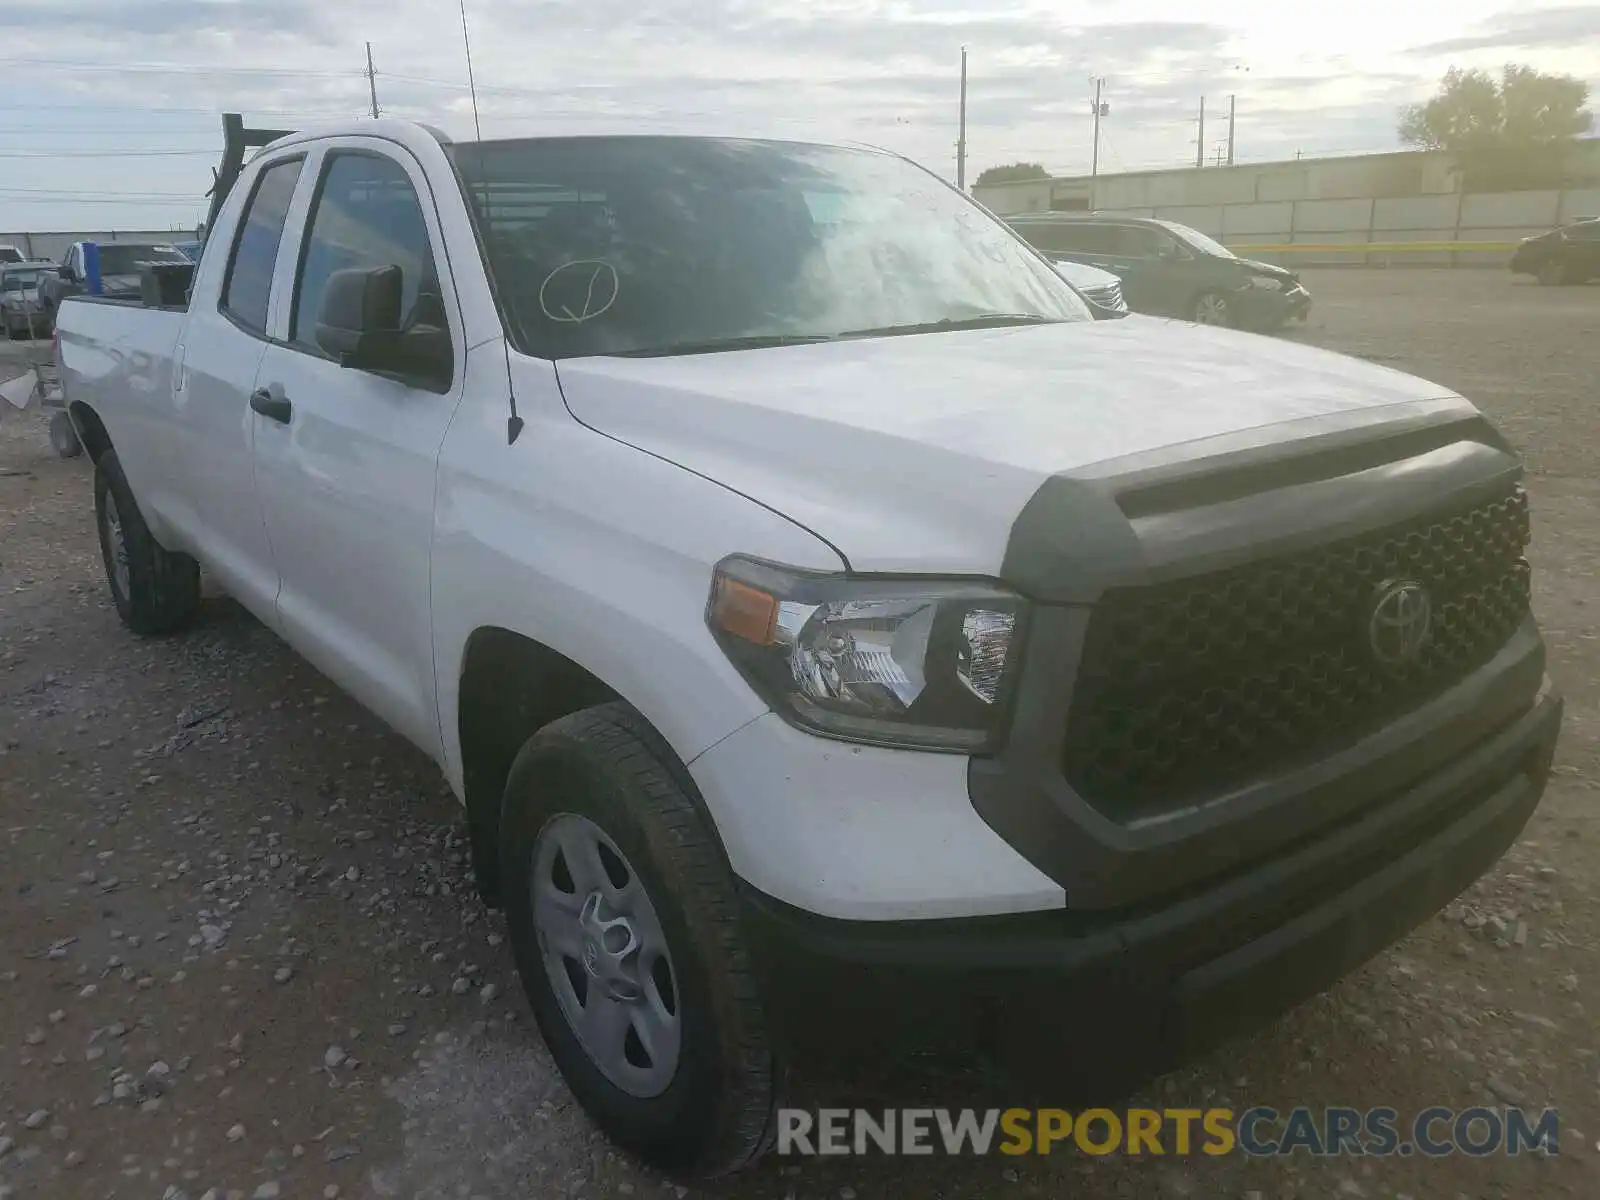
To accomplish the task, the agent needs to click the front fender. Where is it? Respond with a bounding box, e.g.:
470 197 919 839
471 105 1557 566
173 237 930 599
430 353 844 798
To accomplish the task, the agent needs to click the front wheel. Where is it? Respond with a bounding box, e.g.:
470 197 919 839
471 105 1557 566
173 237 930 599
500 702 780 1178
94 450 201 635
1537 259 1570 286
1191 290 1233 326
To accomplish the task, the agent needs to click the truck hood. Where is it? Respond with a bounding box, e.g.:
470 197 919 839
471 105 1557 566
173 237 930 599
554 317 1467 576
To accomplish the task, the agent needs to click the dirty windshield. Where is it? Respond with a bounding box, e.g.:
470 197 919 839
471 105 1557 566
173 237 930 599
451 136 1090 357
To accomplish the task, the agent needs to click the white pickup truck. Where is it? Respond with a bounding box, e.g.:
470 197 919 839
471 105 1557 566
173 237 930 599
58 119 1561 1176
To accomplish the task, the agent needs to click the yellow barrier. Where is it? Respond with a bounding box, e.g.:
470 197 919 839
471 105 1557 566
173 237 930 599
1229 241 1518 254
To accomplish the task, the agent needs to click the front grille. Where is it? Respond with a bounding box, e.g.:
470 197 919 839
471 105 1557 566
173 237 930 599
1062 485 1531 816
1085 281 1125 312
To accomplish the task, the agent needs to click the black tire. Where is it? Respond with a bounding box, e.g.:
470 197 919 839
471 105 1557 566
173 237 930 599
49 411 82 458
1537 259 1570 286
500 702 779 1179
94 449 201 635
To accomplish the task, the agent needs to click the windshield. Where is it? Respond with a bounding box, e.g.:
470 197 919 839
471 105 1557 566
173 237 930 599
97 244 189 275
450 136 1090 358
1156 220 1236 260
1 268 49 290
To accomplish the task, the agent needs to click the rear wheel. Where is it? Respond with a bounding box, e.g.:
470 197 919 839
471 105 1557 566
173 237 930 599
1191 290 1233 326
94 450 201 635
500 702 779 1178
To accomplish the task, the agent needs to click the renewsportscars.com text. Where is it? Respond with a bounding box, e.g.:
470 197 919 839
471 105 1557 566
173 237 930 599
776 1107 1560 1158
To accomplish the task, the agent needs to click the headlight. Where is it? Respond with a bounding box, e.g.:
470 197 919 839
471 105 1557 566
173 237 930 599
707 556 1026 753
1246 274 1282 289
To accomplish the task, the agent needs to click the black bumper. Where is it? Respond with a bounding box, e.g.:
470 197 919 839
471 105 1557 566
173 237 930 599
739 684 1561 1094
1236 283 1311 328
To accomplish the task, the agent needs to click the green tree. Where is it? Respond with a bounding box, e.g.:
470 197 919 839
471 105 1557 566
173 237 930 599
1399 65 1592 190
974 162 1050 186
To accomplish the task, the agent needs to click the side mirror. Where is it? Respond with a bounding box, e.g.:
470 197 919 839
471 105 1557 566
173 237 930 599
316 265 403 364
315 264 451 386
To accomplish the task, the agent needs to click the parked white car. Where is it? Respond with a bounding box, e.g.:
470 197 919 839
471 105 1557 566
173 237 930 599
56 119 1561 1178
1052 257 1126 313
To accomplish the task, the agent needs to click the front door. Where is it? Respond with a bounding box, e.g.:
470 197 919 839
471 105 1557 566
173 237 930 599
1566 220 1600 278
249 142 466 758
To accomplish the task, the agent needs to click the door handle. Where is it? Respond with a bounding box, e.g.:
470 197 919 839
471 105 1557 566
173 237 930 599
249 387 292 424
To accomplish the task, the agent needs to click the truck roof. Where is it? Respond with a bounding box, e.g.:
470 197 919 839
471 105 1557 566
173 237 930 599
252 117 870 160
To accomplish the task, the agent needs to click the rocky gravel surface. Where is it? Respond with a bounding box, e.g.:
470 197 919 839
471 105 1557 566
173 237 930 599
2 270 1597 1198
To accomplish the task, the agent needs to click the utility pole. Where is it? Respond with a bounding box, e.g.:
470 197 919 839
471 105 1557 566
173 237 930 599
956 47 968 191
1195 96 1206 168
1090 77 1105 177
366 42 381 120
1227 93 1236 166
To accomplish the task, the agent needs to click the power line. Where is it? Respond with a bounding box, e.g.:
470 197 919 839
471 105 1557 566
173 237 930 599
0 101 357 117
0 195 201 206
0 149 216 159
0 128 225 137
0 57 361 80
0 184 200 198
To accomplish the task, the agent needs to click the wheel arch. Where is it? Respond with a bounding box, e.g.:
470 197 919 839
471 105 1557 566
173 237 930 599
68 400 113 463
455 626 618 905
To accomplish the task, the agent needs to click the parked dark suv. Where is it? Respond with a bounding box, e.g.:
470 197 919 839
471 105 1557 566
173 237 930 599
1509 217 1600 285
1006 213 1311 332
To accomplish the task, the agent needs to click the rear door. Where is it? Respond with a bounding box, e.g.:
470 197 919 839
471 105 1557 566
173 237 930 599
1021 221 1119 270
1101 224 1174 314
166 152 307 619
248 140 466 758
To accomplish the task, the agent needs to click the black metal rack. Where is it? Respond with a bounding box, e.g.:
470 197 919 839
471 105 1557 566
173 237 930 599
202 113 294 240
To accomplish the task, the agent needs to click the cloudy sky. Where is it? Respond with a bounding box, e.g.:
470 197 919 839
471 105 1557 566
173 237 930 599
1 0 1597 231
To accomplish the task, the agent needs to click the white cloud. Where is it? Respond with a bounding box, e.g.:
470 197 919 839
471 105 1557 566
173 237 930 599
0 0 1596 229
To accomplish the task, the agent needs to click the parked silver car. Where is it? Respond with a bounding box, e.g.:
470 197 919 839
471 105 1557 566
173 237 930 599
0 261 58 339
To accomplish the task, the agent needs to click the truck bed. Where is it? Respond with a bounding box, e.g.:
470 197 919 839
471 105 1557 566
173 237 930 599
56 296 188 522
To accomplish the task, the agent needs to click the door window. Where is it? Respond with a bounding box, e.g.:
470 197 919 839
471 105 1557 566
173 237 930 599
1113 225 1166 258
289 152 448 361
1017 222 1118 255
1565 221 1600 241
220 157 304 334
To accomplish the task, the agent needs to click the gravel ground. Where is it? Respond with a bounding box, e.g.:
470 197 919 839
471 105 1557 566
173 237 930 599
1 270 1597 1199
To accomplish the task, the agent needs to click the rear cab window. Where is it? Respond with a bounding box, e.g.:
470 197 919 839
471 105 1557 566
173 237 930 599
221 157 305 334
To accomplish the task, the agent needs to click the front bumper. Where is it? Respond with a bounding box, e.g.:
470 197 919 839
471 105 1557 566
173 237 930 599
1235 282 1311 328
739 682 1560 1090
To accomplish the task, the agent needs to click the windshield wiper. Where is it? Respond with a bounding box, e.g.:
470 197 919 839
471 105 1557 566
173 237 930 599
835 313 1065 340
609 333 836 357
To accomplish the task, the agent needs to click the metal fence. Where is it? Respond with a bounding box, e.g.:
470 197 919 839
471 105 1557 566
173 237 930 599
1097 189 1600 266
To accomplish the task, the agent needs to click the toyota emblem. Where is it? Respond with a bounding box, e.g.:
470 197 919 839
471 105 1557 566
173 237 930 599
1368 579 1432 666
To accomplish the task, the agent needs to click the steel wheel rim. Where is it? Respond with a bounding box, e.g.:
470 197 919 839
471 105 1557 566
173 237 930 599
532 813 681 1098
102 491 131 598
1195 294 1229 325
